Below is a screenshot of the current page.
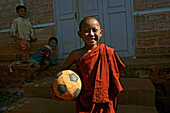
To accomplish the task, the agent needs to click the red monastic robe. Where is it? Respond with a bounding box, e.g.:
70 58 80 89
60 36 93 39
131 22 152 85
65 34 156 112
75 44 125 113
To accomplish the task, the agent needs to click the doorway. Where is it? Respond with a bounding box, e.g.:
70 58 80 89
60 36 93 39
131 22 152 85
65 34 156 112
54 0 135 59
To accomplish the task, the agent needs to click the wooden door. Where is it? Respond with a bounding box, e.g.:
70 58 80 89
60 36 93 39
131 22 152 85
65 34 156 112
102 0 135 57
54 0 135 59
54 0 79 59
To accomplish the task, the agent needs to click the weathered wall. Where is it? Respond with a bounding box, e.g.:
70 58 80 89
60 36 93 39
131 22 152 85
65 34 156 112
0 0 57 61
0 0 170 60
134 0 170 58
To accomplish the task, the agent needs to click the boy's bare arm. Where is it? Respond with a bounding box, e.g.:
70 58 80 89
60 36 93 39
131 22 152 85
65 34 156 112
29 23 37 41
57 50 78 72
10 20 17 41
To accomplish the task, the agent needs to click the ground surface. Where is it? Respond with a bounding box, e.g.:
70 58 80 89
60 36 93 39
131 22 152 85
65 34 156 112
0 88 169 113
0 88 23 113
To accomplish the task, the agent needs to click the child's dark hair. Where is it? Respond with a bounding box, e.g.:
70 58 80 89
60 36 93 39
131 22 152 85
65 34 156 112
16 5 27 12
48 37 58 44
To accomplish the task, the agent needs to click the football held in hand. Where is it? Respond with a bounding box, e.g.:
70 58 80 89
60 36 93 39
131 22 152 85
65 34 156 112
52 70 82 100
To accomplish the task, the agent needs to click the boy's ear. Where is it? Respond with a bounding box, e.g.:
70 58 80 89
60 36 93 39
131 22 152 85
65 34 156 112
100 29 103 36
78 31 82 38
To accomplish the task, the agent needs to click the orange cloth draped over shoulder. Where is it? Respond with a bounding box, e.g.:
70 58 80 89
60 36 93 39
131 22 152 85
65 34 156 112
75 44 125 113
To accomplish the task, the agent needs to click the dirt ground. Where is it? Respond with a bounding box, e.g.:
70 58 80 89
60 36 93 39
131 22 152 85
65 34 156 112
0 88 23 113
0 88 169 113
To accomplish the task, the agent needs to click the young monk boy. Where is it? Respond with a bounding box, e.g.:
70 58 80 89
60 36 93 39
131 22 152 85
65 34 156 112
55 17 125 113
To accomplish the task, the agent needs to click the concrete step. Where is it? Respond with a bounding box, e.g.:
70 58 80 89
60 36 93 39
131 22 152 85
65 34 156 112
117 105 158 113
5 97 157 113
118 78 155 106
24 77 53 99
5 97 76 113
24 77 156 106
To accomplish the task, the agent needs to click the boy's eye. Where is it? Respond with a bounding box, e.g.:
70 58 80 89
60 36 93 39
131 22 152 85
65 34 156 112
93 29 98 32
84 30 89 33
83 29 98 33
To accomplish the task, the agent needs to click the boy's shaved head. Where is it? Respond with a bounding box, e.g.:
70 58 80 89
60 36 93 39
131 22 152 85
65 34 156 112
79 17 101 31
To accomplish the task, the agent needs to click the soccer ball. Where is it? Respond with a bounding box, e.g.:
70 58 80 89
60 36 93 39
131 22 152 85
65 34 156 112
51 70 82 100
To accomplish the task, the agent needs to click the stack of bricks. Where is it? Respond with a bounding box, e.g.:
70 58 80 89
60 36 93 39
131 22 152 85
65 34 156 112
134 0 170 58
0 0 57 61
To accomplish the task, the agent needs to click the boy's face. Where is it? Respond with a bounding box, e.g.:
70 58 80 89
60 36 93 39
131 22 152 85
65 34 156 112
78 18 103 46
49 39 57 49
17 8 26 18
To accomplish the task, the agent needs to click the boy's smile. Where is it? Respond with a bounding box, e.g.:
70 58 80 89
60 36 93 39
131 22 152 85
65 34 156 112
78 18 103 47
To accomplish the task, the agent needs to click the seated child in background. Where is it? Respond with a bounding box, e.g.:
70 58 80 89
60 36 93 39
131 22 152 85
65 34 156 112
30 37 58 70
26 37 58 82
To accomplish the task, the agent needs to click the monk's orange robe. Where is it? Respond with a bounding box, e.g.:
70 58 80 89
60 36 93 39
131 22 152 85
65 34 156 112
75 44 125 113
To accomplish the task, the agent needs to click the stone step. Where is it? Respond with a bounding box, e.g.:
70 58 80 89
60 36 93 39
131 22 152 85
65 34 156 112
117 105 158 113
24 77 155 106
5 97 75 113
5 97 157 113
118 78 155 106
24 77 53 99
